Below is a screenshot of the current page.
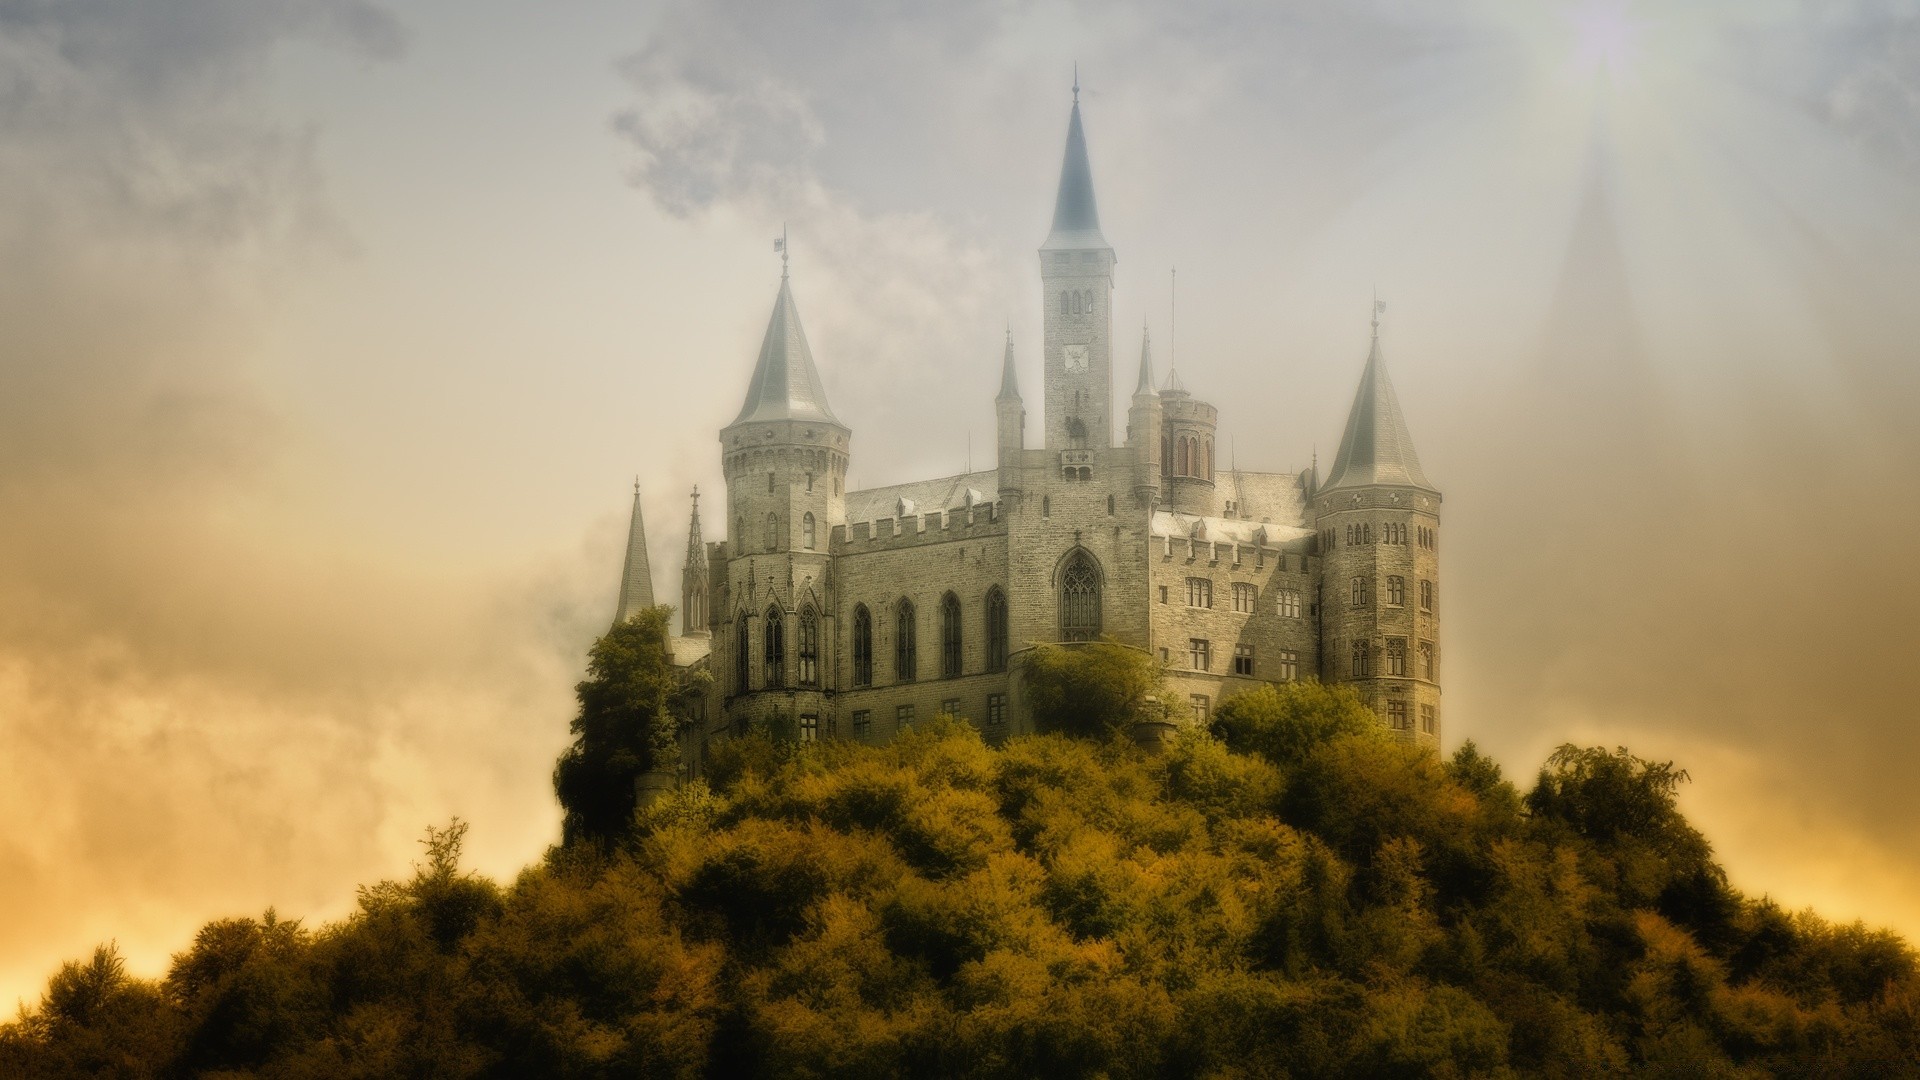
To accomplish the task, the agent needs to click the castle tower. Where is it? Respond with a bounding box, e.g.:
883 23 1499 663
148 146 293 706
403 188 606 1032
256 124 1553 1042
1040 77 1115 452
1125 325 1162 508
613 479 655 628
681 486 709 636
718 263 848 732
1312 310 1442 746
1158 366 1220 517
996 330 1026 491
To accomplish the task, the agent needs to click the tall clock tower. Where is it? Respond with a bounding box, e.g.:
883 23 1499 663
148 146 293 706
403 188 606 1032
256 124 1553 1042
1041 80 1115 451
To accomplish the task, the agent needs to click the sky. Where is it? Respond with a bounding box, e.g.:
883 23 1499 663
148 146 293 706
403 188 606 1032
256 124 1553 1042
3 0 1919 1010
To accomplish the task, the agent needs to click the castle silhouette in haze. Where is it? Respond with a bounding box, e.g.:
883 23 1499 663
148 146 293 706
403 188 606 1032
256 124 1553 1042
612 84 1444 766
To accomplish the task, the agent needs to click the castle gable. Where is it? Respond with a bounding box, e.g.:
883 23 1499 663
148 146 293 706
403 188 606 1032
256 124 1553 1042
845 469 1001 525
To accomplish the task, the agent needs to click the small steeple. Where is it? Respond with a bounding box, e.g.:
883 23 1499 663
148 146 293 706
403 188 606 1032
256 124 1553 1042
997 328 1021 402
1320 308 1435 495
613 479 656 627
680 486 709 637
1043 75 1108 251
1163 365 1186 394
732 270 839 427
1135 323 1157 396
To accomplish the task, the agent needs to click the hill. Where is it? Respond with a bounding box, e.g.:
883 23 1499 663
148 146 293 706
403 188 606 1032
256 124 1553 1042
4 637 1917 1077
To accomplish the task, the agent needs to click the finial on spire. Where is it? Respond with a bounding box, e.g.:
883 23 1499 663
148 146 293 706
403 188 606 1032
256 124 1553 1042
1371 289 1385 338
634 474 641 494
1073 62 1079 104
774 224 789 279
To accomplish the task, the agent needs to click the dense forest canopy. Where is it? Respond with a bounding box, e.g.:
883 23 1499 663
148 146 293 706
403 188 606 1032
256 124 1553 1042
5 613 1917 1078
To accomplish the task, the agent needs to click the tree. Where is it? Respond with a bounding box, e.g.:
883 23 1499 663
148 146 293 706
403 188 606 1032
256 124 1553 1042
1210 680 1379 767
553 606 689 849
1020 638 1164 741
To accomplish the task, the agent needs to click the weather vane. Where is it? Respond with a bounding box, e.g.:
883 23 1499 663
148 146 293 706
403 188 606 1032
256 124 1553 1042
774 224 788 278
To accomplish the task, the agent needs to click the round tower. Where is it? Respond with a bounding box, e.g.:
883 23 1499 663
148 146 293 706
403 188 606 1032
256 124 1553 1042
1312 313 1442 747
718 265 848 737
1158 367 1218 517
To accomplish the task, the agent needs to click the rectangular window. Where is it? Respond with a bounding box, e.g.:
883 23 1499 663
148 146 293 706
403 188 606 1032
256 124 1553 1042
1386 576 1405 606
1232 582 1257 613
852 709 871 738
1187 577 1213 608
1351 576 1369 607
1387 701 1409 730
896 704 915 727
1159 585 1168 604
1419 640 1434 680
1277 590 1301 618
1420 579 1434 612
1278 649 1298 681
1190 694 1210 724
1386 638 1407 676
799 713 818 743
987 693 1007 727
941 698 961 718
1233 644 1255 676
1190 638 1211 671
1420 704 1437 734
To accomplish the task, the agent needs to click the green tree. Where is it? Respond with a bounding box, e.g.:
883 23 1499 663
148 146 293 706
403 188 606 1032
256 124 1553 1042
1210 679 1380 767
553 607 691 849
1020 638 1164 741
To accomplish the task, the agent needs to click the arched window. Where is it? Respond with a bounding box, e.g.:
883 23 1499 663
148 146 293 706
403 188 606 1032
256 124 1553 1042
1351 639 1370 678
1202 439 1212 481
1042 496 1051 517
852 605 873 687
895 598 917 682
798 606 819 686
763 606 785 688
1351 576 1368 606
1059 550 1102 642
734 616 750 693
1162 434 1172 476
1107 493 1115 515
940 592 962 678
985 588 1008 672
766 513 779 552
736 515 746 545
802 512 816 550
1072 291 1082 315
1060 290 1069 315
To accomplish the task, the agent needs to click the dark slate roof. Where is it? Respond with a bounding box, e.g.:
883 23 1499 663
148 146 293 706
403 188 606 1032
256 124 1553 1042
1042 98 1109 251
731 274 840 427
998 333 1021 401
1320 333 1435 494
613 484 655 626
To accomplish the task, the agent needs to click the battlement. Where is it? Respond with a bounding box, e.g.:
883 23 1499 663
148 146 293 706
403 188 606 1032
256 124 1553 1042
831 503 1006 552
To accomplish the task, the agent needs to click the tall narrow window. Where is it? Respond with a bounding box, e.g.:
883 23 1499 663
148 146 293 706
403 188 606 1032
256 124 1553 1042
1386 637 1406 676
1351 640 1370 678
985 588 1009 672
798 606 819 686
1190 638 1211 671
1059 551 1102 641
736 515 745 546
1190 695 1210 724
1420 579 1435 612
1278 649 1299 681
1351 576 1368 606
895 598 917 682
1177 438 1190 476
1420 704 1437 734
768 472 775 493
1233 644 1255 676
940 592 962 678
763 606 785 687
1387 701 1409 730
1386 575 1405 606
1277 590 1301 618
852 605 873 687
1233 582 1257 612
1419 640 1435 680
735 616 750 693
1187 577 1212 608
1060 290 1069 315
852 709 871 738
799 713 819 743
802 512 816 550
766 513 779 552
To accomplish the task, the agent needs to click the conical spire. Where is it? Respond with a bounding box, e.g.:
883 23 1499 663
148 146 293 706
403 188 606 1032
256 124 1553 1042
1163 365 1186 394
680 486 709 637
732 274 840 426
1320 319 1434 494
1042 80 1108 250
614 480 656 627
685 485 704 562
1135 324 1156 396
997 329 1021 402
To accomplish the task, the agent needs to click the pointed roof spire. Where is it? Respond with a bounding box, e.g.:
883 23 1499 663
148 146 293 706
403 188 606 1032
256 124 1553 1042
732 271 840 426
1135 323 1156 396
1320 307 1435 495
685 485 704 561
997 328 1021 402
614 480 656 626
1043 74 1108 250
1163 365 1186 394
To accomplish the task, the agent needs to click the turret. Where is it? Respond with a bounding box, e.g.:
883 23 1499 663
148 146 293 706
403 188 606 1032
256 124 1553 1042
681 486 709 636
1040 76 1116 454
1125 325 1162 508
1313 307 1442 747
1157 366 1219 516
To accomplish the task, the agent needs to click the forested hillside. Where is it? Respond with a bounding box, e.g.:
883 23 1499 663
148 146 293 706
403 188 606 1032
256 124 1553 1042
4 623 1916 1078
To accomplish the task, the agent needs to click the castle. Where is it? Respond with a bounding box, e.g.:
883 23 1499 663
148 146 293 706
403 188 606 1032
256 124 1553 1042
612 86 1443 766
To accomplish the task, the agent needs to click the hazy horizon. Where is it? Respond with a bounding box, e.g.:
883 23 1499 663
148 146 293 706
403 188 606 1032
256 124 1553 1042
3 0 1919 1010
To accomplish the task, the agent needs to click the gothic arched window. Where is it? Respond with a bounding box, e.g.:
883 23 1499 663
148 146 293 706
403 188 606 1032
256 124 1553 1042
763 606 785 688
1351 639 1370 678
1060 290 1069 315
766 513 779 552
852 605 873 687
1176 437 1190 476
985 587 1008 673
940 592 962 678
798 606 819 686
895 598 917 682
734 615 750 694
803 512 816 550
1059 550 1102 642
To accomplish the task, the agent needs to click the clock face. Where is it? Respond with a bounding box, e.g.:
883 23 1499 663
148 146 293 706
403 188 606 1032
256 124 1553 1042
1063 344 1089 373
